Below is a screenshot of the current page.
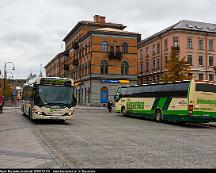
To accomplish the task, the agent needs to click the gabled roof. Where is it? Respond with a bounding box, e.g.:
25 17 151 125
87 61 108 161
140 20 216 45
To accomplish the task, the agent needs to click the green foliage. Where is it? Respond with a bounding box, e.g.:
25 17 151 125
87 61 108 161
3 80 12 99
162 49 192 82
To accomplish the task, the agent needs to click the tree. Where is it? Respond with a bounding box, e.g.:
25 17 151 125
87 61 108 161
3 79 12 99
162 48 192 82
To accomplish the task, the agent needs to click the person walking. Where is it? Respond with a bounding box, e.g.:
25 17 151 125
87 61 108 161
107 101 113 113
0 95 4 113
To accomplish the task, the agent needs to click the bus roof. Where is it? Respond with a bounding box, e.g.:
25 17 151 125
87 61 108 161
24 77 74 86
120 80 191 88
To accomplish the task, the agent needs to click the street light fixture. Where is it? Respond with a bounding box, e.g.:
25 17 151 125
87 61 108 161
3 61 15 98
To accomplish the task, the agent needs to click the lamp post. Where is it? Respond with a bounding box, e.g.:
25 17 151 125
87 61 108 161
3 62 15 98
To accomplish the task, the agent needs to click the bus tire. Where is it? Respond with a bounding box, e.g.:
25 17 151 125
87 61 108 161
121 106 127 117
155 109 163 123
29 109 33 120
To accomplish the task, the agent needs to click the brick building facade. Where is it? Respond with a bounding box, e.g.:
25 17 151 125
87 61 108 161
45 15 141 106
138 20 216 84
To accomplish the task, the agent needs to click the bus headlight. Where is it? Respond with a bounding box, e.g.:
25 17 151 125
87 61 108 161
68 111 73 116
37 112 43 115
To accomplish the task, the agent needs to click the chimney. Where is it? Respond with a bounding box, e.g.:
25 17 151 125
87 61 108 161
94 15 106 23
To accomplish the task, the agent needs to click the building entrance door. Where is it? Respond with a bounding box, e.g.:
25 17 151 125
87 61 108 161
100 87 108 104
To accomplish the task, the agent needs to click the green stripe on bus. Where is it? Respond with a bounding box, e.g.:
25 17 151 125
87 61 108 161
193 111 216 116
157 98 167 108
163 110 188 115
162 97 172 110
151 97 160 110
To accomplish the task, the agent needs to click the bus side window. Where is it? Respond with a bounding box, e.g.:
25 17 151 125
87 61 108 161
162 84 175 97
151 85 163 97
174 82 189 97
141 86 152 97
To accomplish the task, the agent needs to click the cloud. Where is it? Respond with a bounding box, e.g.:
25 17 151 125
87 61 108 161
0 0 216 78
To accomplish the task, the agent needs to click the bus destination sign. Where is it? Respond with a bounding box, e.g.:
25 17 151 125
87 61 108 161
41 79 71 86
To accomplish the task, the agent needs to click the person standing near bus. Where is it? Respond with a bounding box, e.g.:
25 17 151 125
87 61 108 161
0 95 4 113
108 101 113 113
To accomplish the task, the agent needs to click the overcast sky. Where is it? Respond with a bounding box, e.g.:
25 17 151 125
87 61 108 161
0 0 216 79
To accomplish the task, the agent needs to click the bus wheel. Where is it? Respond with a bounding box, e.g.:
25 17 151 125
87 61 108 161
29 109 33 120
155 109 163 123
121 107 127 117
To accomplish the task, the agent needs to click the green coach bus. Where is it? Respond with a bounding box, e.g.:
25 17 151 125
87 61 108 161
114 80 216 123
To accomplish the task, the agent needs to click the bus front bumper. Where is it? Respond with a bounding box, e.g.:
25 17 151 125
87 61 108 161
31 113 75 120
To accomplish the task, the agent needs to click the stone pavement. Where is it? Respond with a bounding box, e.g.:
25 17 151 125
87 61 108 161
0 107 60 168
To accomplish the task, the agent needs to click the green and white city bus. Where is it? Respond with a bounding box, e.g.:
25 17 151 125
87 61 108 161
114 80 216 123
21 77 77 121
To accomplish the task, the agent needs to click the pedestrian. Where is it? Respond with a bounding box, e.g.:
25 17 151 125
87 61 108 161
107 100 113 113
0 95 4 113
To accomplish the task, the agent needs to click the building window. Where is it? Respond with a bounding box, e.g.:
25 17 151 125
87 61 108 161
88 42 91 52
122 42 128 53
199 73 204 81
157 43 160 54
153 76 156 83
110 46 114 52
85 45 88 54
187 38 193 49
188 73 193 79
198 40 203 50
101 41 108 52
208 40 214 51
187 55 193 65
101 60 108 74
140 63 143 73
157 75 160 83
116 46 120 53
157 59 160 69
164 39 168 51
153 59 156 70
84 63 87 76
140 49 143 60
173 37 179 47
146 47 149 56
81 64 84 77
146 61 149 72
152 44 155 55
209 74 214 81
165 56 168 63
145 77 148 84
82 47 85 57
121 61 129 75
198 55 203 65
209 56 214 66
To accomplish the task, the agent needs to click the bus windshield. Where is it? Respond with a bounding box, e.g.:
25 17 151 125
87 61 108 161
35 85 76 107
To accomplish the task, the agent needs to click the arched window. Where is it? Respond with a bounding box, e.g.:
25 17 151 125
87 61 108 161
101 60 108 74
121 61 129 75
101 41 108 52
122 42 128 53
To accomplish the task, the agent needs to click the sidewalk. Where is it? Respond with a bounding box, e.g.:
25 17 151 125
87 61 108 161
0 107 60 168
